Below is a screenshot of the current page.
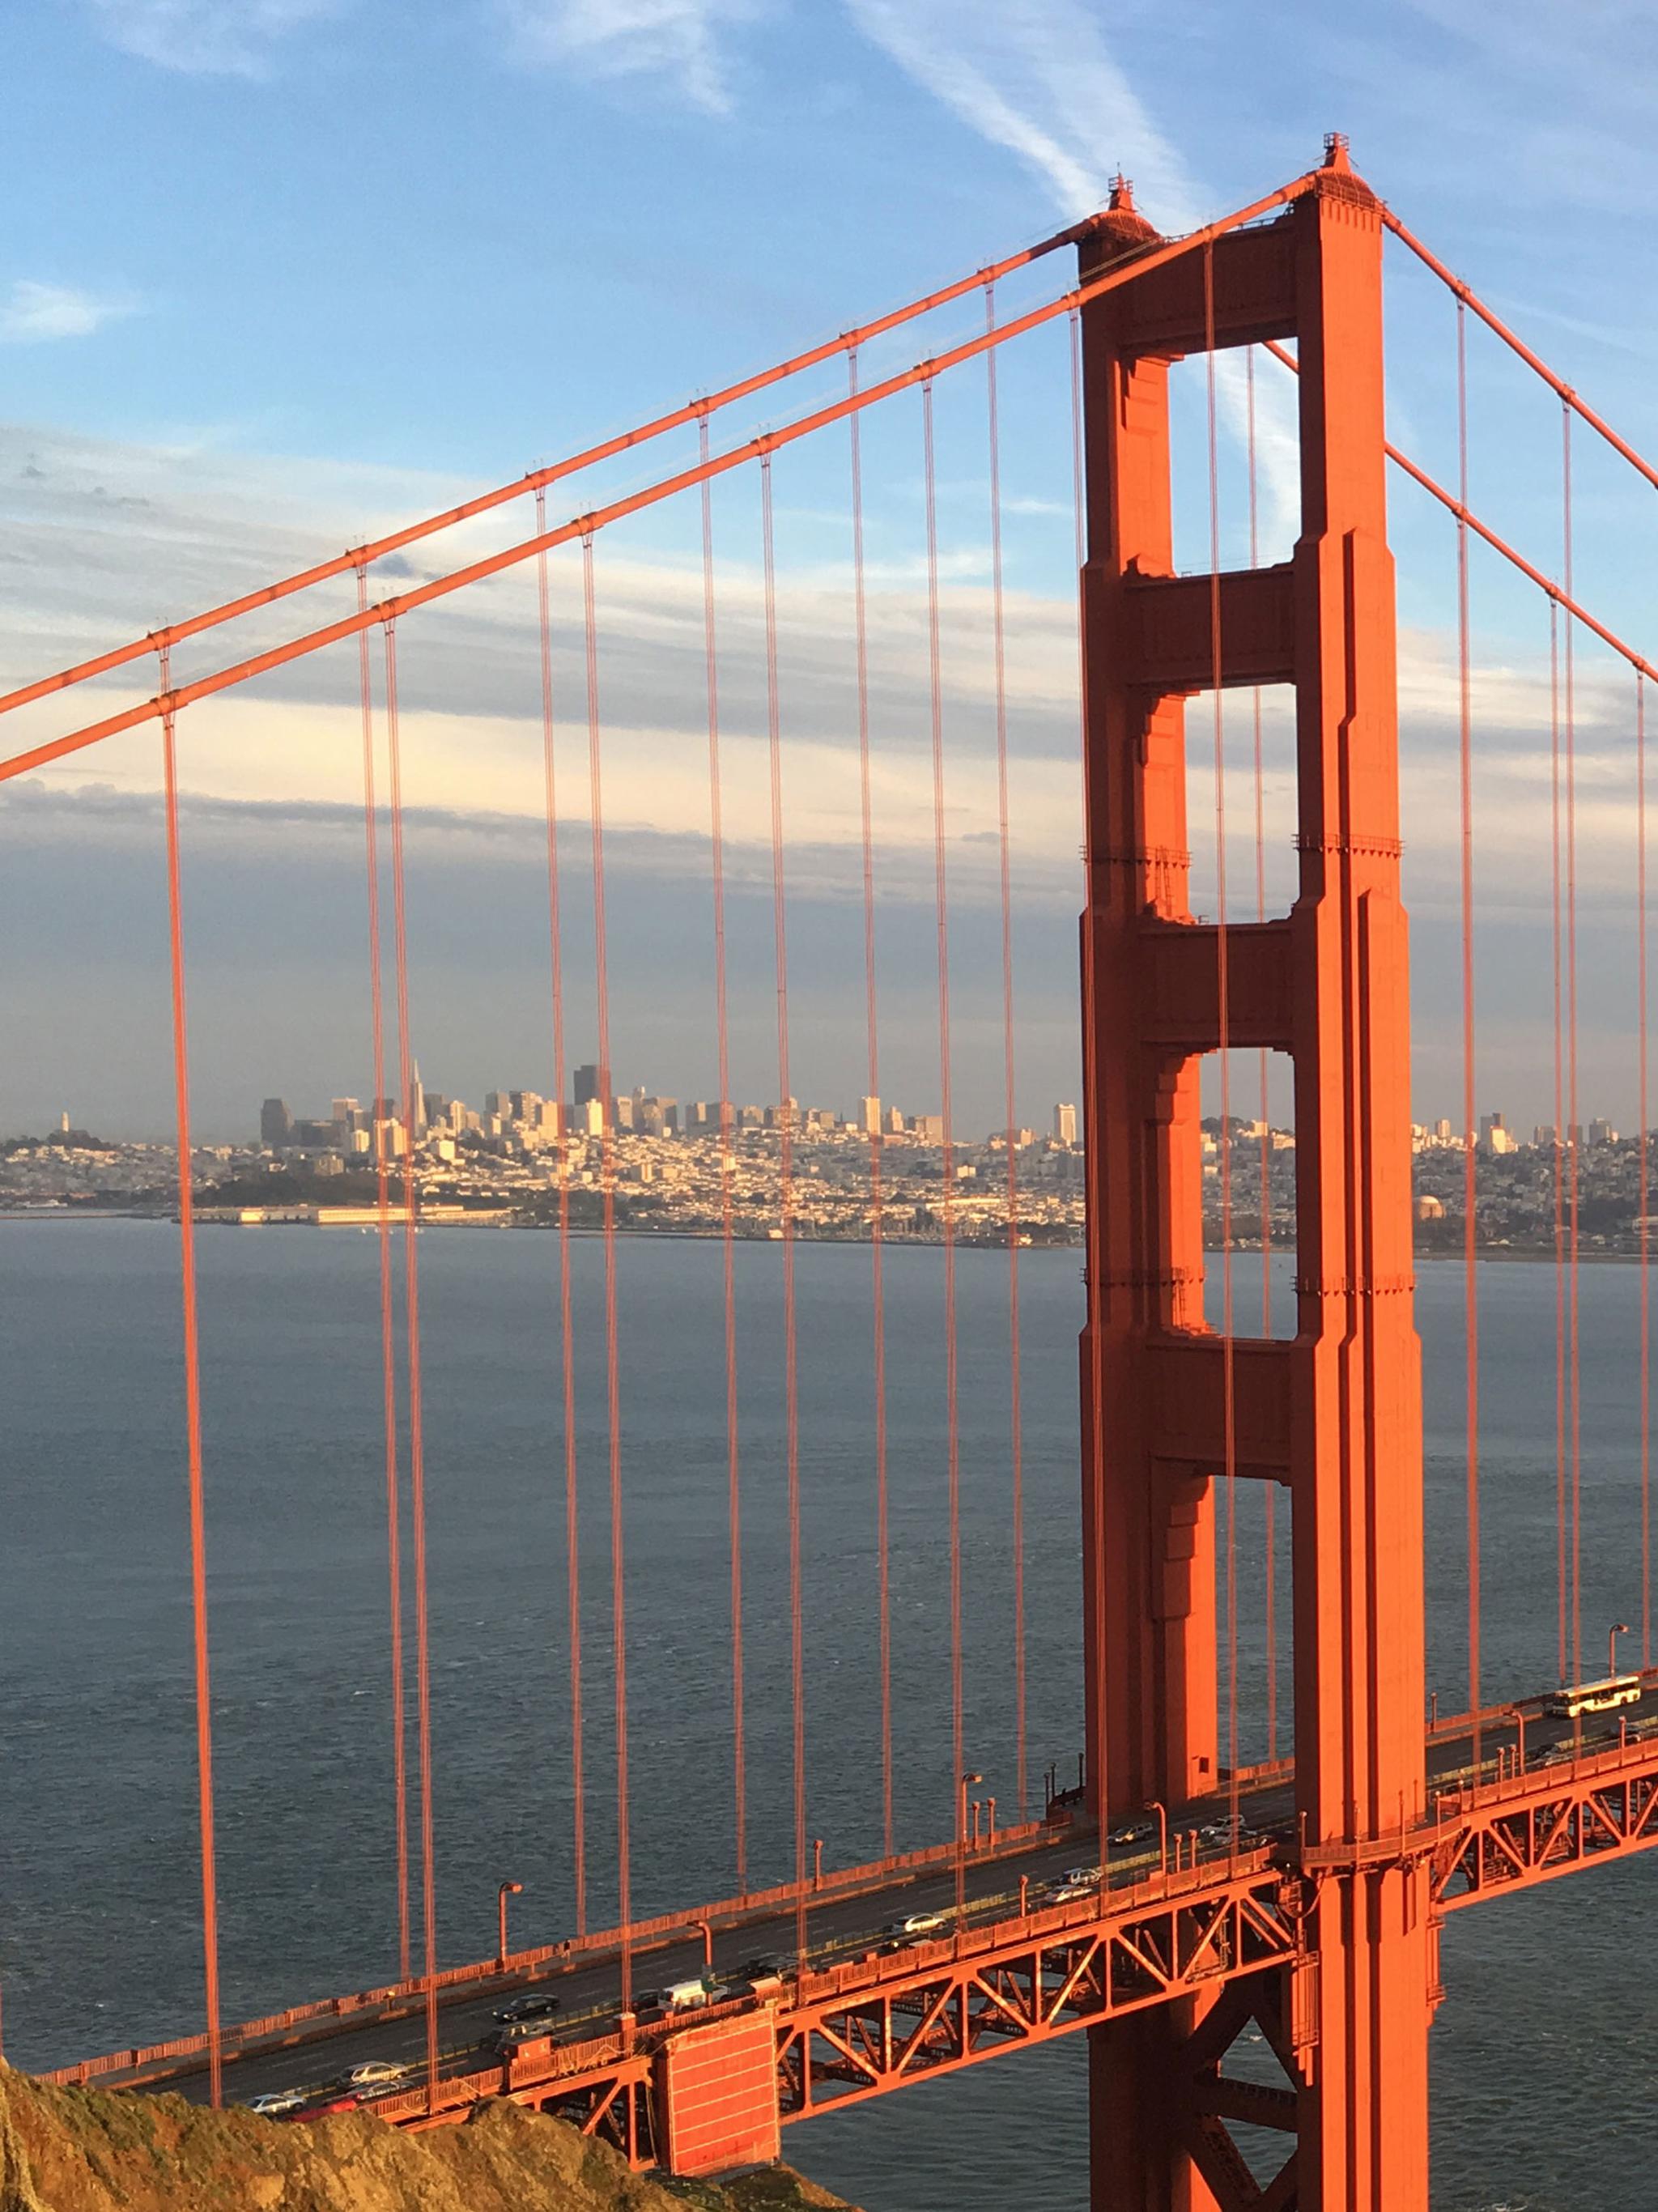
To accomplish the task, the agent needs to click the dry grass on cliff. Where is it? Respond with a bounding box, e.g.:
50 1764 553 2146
0 2069 859 2212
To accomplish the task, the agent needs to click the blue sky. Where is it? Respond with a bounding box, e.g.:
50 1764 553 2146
10 4 1658 475
6 1 1658 1138
6 2 1658 474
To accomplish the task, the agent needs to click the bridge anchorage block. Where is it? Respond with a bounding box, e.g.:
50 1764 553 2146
657 2006 781 2179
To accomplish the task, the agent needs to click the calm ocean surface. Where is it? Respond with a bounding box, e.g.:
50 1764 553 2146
2 1220 1655 2209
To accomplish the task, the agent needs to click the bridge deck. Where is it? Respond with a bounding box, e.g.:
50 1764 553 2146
44 1678 1658 2142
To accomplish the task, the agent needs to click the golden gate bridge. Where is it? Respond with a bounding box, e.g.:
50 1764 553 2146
8 134 1658 2210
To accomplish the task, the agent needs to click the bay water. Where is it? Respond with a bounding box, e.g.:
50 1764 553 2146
2 1220 1654 2208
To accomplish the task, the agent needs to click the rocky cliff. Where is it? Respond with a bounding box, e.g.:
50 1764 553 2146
0 2069 860 2212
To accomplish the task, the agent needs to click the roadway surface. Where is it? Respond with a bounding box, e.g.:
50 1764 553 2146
140 1684 1658 2115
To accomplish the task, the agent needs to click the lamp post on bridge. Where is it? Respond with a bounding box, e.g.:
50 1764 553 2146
955 1770 983 1943
1610 1621 1633 1680
957 1772 983 1856
1147 1800 1168 1878
1507 1707 1528 1775
496 1879 522 1970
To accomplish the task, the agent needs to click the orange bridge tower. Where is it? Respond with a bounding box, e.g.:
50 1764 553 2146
1077 138 1431 2211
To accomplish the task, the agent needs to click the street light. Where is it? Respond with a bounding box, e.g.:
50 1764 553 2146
958 1772 984 1852
692 1918 713 1971
956 1771 984 1942
1610 1621 1633 1680
1146 1800 1168 1877
496 1880 523 1969
1507 1706 1528 1774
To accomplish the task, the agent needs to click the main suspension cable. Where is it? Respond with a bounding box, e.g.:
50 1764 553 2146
535 492 586 1936
1384 211 1658 501
1260 338 1658 695
159 649 222 2109
5 173 1326 787
0 214 1108 723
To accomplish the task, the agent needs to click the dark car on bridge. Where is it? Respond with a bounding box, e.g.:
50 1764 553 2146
493 1991 563 2025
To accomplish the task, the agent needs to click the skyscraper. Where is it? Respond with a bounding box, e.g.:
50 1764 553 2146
1053 1102 1078 1146
859 1095 881 1135
574 1064 602 1108
260 1098 292 1147
1479 1112 1515 1155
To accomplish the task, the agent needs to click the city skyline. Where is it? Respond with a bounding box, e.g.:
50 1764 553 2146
253 1061 1086 1156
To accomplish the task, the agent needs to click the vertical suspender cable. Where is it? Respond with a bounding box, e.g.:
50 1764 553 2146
381 620 440 2101
1246 347 1276 1764
580 538 632 2001
699 421 747 1891
1640 673 1652 1669
922 381 967 1924
1456 304 1481 1748
1073 305 1111 1838
536 493 586 1935
356 573 410 1982
848 352 894 1858
159 649 222 2108
984 286 1028 1819
1564 407 1583 1691
759 459 808 1959
1551 602 1567 1684
1205 253 1241 1825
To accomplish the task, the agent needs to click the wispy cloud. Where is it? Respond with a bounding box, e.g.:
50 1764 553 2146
496 0 763 113
844 0 1198 228
844 0 1302 538
79 0 341 77
0 281 138 344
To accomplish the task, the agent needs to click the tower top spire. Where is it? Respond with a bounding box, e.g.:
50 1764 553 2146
1323 130 1352 172
1078 170 1161 261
